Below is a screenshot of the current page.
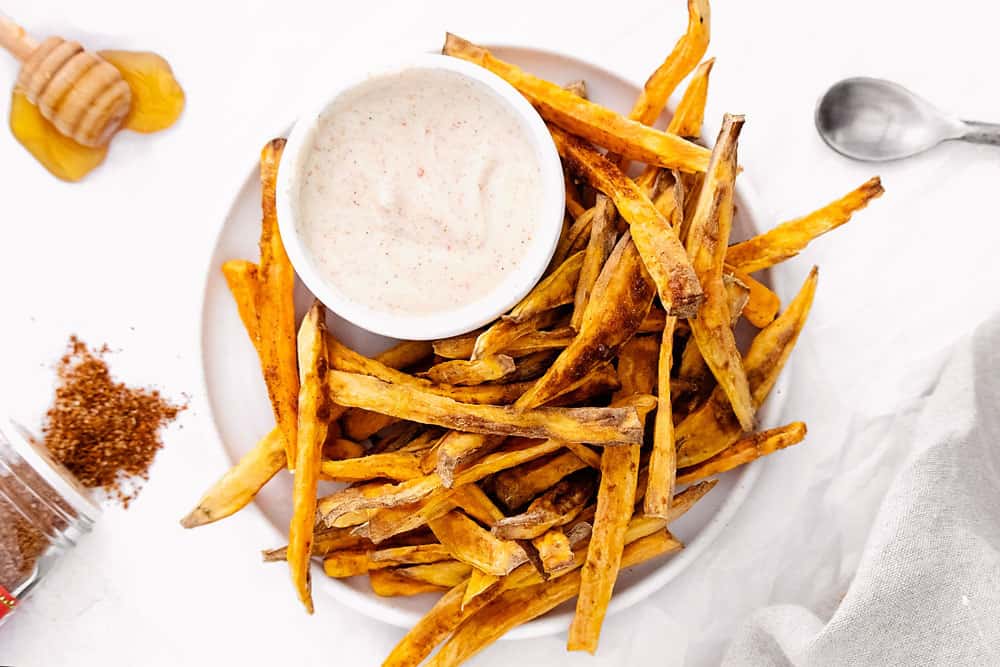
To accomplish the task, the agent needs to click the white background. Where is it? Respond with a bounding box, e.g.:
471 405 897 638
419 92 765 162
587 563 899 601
3 0 1000 665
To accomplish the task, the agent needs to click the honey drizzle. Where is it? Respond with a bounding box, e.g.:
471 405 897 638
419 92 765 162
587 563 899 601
9 50 184 181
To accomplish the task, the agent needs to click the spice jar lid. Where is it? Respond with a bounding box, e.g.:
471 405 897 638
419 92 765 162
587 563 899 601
2 419 101 522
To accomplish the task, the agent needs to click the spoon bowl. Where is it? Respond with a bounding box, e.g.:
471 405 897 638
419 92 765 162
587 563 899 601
816 77 1000 161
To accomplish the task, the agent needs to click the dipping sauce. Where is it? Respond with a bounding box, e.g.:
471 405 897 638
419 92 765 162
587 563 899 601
297 68 546 316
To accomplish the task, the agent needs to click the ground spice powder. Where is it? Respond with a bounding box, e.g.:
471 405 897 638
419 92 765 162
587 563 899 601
42 336 183 508
0 499 50 593
0 462 71 594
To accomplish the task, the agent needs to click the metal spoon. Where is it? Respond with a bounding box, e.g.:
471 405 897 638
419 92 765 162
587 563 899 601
815 77 1000 161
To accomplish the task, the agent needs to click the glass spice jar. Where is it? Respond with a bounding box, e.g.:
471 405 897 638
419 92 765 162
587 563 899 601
0 418 99 626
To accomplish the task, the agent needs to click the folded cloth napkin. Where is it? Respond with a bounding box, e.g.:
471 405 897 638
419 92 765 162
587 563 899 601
722 313 1000 666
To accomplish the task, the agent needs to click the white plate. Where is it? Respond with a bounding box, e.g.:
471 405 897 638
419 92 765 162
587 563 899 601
199 44 789 640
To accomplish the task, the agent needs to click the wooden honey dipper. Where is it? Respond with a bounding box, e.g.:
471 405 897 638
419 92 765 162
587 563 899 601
0 15 131 147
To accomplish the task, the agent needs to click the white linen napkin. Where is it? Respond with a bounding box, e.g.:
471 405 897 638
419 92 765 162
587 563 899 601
721 313 1000 666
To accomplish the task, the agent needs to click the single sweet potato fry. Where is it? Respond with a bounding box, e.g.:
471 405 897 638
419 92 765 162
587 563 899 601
442 34 710 172
436 432 506 488
179 427 285 528
613 335 661 400
221 259 261 350
686 114 754 432
320 451 425 482
676 422 807 485
669 57 715 139
369 544 453 566
726 177 884 273
501 328 577 358
428 511 527 576
319 474 444 527
326 371 644 445
503 350 557 383
451 484 505 525
369 569 447 597
324 436 365 460
532 528 577 575
567 443 641 652
645 316 678 518
423 355 516 386
287 302 330 613
375 340 434 370
255 138 299 466
723 273 751 325
571 197 618 330
563 442 602 469
323 549 376 578
565 171 587 219
450 438 566 488
397 561 473 588
462 569 500 608
341 410 399 441
728 265 780 327
361 491 459 544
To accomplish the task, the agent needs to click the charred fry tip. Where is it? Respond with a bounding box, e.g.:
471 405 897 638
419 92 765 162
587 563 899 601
264 137 287 155
691 478 719 494
178 509 207 529
722 112 746 126
864 175 885 195
442 32 478 57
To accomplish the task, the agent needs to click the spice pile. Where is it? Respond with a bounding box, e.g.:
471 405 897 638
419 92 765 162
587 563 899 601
42 336 183 507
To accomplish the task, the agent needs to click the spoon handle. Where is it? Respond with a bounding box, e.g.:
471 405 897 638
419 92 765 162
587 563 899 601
960 120 1000 146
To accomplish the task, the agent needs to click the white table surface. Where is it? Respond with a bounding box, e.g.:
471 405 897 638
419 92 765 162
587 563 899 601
3 0 999 665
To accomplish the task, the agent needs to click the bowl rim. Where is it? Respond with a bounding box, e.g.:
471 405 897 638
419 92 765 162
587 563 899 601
197 41 786 640
275 52 566 341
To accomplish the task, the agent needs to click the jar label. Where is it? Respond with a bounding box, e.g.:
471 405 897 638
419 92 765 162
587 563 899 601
0 584 17 619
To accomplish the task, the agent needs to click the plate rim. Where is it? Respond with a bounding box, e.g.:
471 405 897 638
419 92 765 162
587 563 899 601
197 41 787 640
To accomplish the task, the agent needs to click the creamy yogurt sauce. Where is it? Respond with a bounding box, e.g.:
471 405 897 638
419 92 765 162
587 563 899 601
297 67 545 316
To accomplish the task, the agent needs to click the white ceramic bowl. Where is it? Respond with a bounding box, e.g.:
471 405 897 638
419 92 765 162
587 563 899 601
275 53 566 341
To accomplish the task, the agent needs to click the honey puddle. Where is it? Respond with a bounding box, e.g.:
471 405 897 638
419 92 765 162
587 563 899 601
9 50 185 181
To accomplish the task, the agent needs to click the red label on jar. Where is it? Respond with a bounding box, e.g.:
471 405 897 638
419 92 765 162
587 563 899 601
0 584 17 619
